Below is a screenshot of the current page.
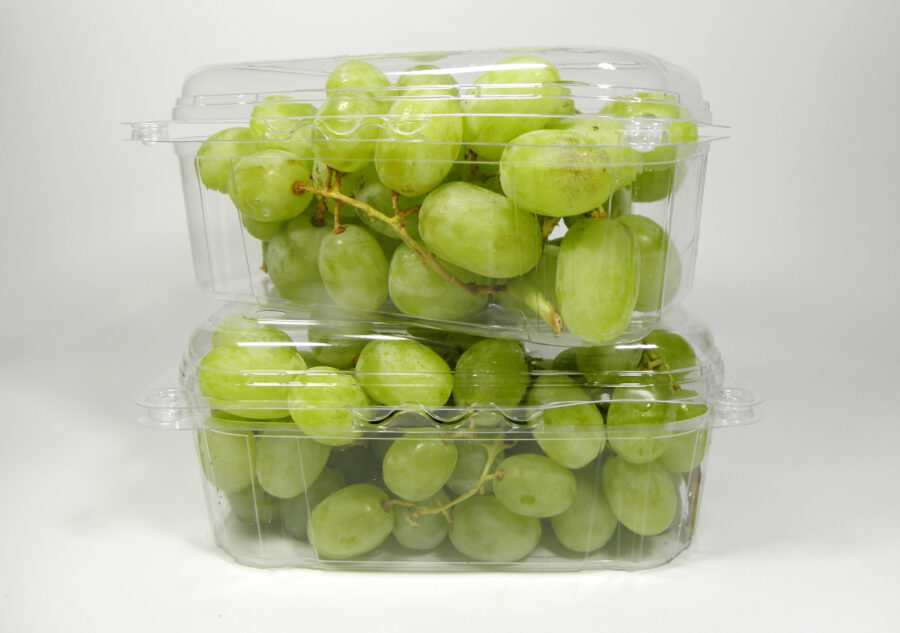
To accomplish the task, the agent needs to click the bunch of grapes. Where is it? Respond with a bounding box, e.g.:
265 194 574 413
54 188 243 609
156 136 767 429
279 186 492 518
195 56 699 344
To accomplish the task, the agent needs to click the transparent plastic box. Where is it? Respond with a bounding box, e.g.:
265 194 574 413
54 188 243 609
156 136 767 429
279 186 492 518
131 48 726 346
138 304 759 570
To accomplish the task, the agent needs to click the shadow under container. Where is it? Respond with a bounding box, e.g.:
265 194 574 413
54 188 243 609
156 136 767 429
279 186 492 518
130 47 726 347
138 304 759 570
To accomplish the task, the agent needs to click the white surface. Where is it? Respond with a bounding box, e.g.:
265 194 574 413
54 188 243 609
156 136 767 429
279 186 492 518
2 1 899 630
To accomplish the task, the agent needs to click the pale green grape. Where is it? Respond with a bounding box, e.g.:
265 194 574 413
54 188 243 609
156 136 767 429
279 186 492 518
288 366 368 446
659 395 709 473
547 117 643 190
446 440 504 495
197 345 307 420
382 432 458 501
317 225 389 311
197 127 258 193
391 490 450 550
281 467 346 539
575 343 642 386
210 314 293 349
308 484 394 559
264 212 330 301
496 244 559 318
449 495 541 562
493 453 576 518
617 215 681 312
325 61 391 100
453 339 528 408
462 56 573 161
608 186 634 218
249 96 317 157
419 182 543 278
527 375 604 469
240 213 283 241
254 432 331 499
551 347 578 371
606 381 677 463
550 468 618 553
356 339 453 407
353 178 422 241
227 484 282 525
396 65 458 95
228 149 314 222
312 95 384 173
388 244 489 320
376 93 462 196
197 421 256 493
499 129 613 216
601 456 677 536
556 218 640 342
642 329 697 379
308 306 369 369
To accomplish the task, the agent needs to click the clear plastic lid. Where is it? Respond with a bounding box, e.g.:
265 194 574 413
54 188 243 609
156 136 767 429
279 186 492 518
138 304 759 433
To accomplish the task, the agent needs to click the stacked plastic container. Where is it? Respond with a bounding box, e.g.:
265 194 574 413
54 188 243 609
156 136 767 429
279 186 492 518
134 48 760 570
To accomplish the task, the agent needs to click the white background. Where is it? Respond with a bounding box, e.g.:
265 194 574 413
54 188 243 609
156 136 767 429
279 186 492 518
2 0 899 630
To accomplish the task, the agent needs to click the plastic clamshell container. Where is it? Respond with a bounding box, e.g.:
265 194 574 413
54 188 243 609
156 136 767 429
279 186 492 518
139 304 759 570
130 48 726 347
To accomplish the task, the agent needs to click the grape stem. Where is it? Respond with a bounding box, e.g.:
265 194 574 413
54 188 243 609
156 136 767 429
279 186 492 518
506 277 563 335
588 206 607 219
541 217 560 240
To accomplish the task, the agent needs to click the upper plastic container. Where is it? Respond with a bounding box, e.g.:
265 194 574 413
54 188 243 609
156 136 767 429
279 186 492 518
130 48 726 346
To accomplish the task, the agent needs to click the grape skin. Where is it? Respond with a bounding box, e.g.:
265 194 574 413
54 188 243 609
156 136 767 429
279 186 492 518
287 367 369 446
527 375 605 469
281 467 346 540
196 127 257 193
196 422 257 493
493 453 576 518
317 225 389 312
255 432 331 499
550 467 618 553
453 339 529 408
355 339 453 407
307 484 394 559
617 215 681 313
382 433 458 502
449 495 541 562
601 456 677 536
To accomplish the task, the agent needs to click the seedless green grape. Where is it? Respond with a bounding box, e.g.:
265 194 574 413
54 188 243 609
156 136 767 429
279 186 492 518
391 491 450 550
493 453 576 518
556 218 640 342
308 484 394 559
227 484 282 525
396 65 458 95
265 213 330 302
642 329 697 378
317 225 389 311
197 422 257 493
449 495 541 562
288 367 369 446
356 339 453 407
575 343 643 386
617 215 681 312
197 127 257 193
419 182 543 278
228 149 313 222
527 375 604 469
446 440 504 495
659 395 709 473
496 244 559 318
249 96 317 158
550 468 618 553
601 456 677 536
210 314 292 349
312 95 384 173
453 339 529 408
325 61 392 101
382 432 458 501
606 381 677 464
281 467 346 539
254 432 331 499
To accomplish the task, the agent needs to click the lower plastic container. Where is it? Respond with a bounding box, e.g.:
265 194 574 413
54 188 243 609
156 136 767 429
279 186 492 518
138 304 759 570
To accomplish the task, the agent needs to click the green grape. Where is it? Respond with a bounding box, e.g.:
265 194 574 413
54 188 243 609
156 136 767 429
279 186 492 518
642 329 697 379
228 149 314 222
608 186 634 218
288 366 368 446
601 456 677 536
495 244 559 318
382 432 458 501
227 484 282 525
550 468 618 553
460 160 503 194
254 432 331 499
601 94 698 202
547 117 644 190
197 127 258 193
493 453 576 518
197 345 306 420
312 95 384 173
197 421 257 493
249 96 317 156
353 178 423 241
308 484 394 559
264 212 330 301
659 395 709 473
617 215 681 312
210 314 293 349
308 306 369 369
527 375 604 469
449 495 541 562
575 343 643 386
453 339 528 408
499 129 613 217
396 65 458 96
375 93 462 196
388 244 489 320
391 491 450 550
556 217 639 342
240 213 283 241
606 381 677 464
446 440 504 495
317 225 389 311
462 56 573 161
281 467 346 539
325 61 392 101
419 182 543 278
551 348 579 371
356 339 453 407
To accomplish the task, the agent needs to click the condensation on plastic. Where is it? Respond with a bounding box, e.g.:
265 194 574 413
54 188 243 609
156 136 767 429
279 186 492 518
128 48 727 347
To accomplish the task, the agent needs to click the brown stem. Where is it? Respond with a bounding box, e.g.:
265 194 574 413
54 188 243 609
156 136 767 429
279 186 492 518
588 206 607 219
